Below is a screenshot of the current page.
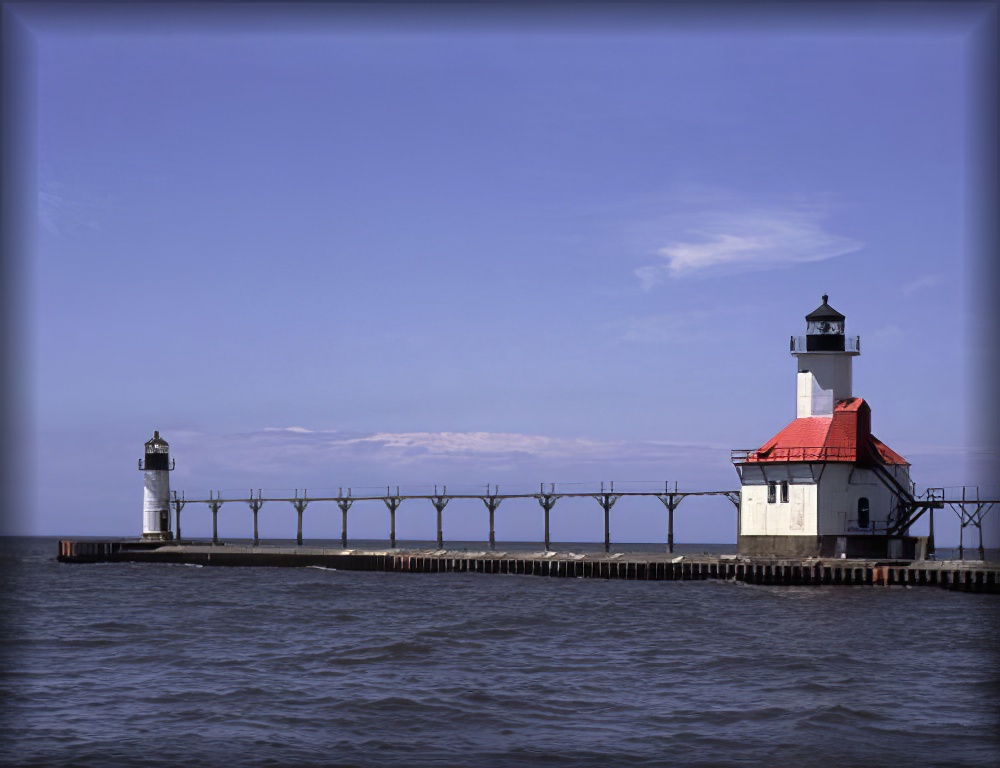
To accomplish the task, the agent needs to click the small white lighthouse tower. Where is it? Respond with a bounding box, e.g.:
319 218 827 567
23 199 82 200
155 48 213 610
733 297 916 559
139 431 174 540
794 294 857 417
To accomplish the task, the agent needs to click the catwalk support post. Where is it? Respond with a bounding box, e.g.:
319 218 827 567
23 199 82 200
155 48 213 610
383 490 403 548
208 491 224 545
248 489 264 545
481 488 502 551
292 490 308 546
171 491 186 542
536 486 561 551
337 488 353 549
656 486 685 554
431 486 449 549
593 483 621 553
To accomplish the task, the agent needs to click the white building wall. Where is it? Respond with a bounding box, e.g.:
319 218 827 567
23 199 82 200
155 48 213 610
795 354 853 417
740 461 912 537
816 463 912 535
740 480 818 536
796 372 814 418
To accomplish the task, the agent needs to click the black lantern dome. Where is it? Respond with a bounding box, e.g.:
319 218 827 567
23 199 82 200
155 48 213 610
143 430 171 471
804 295 846 351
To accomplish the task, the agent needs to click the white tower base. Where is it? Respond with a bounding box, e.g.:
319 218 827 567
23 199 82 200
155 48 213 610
142 470 173 540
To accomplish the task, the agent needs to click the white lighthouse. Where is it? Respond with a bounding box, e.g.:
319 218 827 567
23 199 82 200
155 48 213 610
732 297 917 559
795 295 856 417
139 431 174 540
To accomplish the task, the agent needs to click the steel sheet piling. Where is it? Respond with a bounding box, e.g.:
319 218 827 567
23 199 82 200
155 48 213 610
55 539 1000 592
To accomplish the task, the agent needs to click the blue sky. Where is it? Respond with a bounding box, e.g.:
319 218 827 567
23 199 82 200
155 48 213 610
10 3 996 546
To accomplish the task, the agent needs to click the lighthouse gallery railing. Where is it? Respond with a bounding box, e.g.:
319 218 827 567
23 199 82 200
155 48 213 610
731 446 858 463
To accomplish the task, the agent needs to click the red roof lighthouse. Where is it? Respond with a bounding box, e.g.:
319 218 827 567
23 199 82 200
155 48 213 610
746 398 907 467
733 297 916 559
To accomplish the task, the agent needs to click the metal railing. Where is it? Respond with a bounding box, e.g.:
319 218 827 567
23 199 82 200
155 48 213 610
731 446 857 464
168 482 742 553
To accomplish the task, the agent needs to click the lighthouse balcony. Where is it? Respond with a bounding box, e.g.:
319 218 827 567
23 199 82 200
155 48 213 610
790 335 860 354
731 446 857 464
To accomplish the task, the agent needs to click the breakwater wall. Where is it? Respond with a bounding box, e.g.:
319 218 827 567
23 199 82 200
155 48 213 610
57 540 1000 592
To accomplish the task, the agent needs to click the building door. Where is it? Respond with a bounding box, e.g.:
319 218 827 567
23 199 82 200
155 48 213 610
791 494 805 531
857 498 870 529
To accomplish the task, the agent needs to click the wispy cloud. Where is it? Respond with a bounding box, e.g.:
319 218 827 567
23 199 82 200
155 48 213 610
636 208 862 288
249 428 725 463
169 426 732 491
901 274 942 296
38 180 109 237
346 431 601 459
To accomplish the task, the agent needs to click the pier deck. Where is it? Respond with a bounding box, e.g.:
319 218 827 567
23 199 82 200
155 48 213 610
57 540 1000 592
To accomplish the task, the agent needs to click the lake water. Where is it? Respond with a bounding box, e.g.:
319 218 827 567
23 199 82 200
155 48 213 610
1 536 998 767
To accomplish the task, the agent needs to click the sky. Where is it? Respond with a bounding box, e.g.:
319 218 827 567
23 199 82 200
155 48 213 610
6 3 997 547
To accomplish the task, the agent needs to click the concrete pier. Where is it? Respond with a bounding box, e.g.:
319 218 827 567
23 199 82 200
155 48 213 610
56 540 1000 592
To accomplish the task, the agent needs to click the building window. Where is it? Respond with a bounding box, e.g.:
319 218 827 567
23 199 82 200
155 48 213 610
767 482 776 503
781 481 789 503
858 498 870 529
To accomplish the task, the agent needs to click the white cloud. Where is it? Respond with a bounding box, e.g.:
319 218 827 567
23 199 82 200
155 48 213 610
901 274 942 296
635 208 862 287
38 180 108 236
634 265 666 292
345 431 597 458
171 427 728 481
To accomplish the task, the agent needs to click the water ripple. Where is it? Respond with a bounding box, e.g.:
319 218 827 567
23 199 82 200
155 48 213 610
1 538 998 767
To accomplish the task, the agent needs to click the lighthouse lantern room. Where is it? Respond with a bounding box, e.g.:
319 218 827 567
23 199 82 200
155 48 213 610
733 297 918 559
139 431 174 540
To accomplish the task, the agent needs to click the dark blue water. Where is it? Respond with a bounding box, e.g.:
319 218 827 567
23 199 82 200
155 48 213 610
2 537 998 767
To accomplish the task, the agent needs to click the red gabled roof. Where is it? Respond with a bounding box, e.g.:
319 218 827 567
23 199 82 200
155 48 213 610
870 435 907 465
745 398 908 466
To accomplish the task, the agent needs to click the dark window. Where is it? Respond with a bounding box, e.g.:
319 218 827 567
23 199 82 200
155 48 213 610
805 333 846 352
780 481 789 503
858 498 870 529
144 452 170 471
767 482 776 504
